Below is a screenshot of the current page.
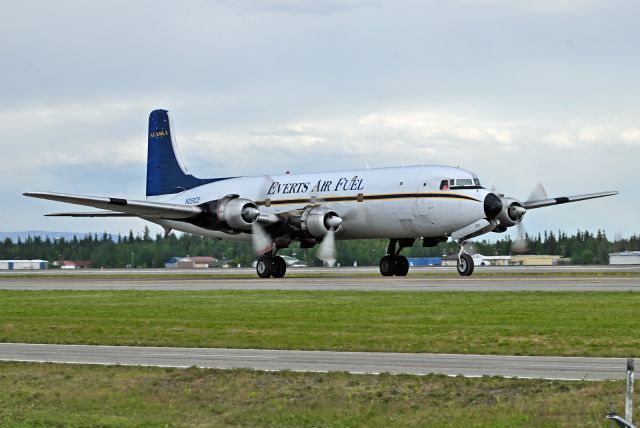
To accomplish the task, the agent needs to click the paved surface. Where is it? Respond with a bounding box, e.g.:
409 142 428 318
0 275 639 291
0 343 628 380
2 265 639 276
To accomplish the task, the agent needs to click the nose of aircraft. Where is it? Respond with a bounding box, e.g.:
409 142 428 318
484 193 503 219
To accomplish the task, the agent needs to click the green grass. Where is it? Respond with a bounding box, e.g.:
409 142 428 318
1 290 640 357
0 362 629 427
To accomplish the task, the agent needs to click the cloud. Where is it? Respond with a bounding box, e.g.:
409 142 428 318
177 108 521 176
541 123 640 149
542 132 576 148
621 128 640 145
0 100 156 175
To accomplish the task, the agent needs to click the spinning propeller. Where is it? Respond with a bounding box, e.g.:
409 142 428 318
510 183 548 253
316 214 343 266
251 221 274 255
249 175 276 255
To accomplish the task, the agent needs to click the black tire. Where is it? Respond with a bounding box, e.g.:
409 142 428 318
457 253 475 277
395 255 409 276
256 255 273 278
272 256 287 278
380 255 397 276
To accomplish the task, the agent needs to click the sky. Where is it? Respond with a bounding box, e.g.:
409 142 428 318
1 0 638 241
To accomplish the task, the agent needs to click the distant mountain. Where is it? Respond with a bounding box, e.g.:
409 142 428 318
0 231 116 243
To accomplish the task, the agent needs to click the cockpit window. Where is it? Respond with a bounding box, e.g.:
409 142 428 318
449 178 484 189
455 179 474 186
442 178 483 190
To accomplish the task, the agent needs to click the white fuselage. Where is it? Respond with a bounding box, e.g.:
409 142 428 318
151 165 492 242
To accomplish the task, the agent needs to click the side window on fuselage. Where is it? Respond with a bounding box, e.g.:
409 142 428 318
440 180 449 190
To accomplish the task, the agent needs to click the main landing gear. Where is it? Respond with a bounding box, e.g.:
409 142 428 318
379 238 413 277
256 252 287 278
377 238 475 277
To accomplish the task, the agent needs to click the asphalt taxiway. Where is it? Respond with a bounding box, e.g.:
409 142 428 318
2 265 639 276
0 274 639 291
0 343 628 381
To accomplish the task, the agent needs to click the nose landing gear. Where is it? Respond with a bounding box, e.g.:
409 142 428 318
456 242 474 276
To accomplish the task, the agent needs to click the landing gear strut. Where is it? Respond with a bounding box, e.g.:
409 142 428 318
379 238 413 277
456 243 474 276
256 252 287 278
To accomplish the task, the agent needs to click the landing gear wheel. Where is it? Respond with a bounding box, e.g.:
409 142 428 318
272 256 287 278
256 255 273 278
395 255 409 276
457 253 474 277
379 255 397 276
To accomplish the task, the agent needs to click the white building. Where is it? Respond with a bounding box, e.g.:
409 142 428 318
474 255 512 266
0 260 48 270
609 251 640 265
442 254 512 267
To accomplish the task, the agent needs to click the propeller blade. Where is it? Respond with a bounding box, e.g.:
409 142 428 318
251 222 273 255
511 222 529 253
317 227 337 267
526 183 548 203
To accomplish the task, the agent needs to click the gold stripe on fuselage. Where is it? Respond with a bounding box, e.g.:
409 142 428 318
255 192 480 206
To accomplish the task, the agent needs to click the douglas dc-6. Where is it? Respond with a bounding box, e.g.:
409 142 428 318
25 110 618 278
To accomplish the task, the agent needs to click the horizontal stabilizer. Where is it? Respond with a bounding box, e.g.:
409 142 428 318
24 192 202 220
45 211 137 217
523 191 619 210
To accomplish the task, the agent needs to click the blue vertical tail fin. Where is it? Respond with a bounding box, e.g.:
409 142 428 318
146 109 227 197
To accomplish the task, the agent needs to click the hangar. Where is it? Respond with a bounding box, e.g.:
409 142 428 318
164 256 219 269
609 251 640 265
0 260 48 270
511 255 561 266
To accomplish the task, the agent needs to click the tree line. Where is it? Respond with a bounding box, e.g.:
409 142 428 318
1 226 639 268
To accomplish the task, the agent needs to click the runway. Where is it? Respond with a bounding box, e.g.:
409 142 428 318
1 275 639 291
2 265 639 276
0 343 628 381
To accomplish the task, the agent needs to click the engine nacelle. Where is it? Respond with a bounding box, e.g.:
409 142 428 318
496 197 526 228
192 195 260 232
300 206 343 238
216 196 259 230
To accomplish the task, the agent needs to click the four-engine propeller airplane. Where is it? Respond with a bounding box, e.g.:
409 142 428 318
25 109 618 278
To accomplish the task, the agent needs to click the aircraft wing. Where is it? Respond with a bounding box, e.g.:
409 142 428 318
24 192 202 220
522 191 619 210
